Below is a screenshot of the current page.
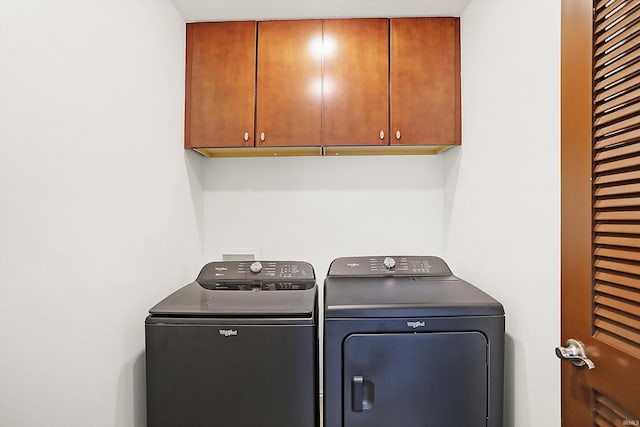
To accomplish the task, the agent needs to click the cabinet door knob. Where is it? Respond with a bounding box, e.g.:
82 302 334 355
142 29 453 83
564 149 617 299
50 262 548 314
260 132 265 142
244 132 249 142
396 130 401 140
379 131 385 140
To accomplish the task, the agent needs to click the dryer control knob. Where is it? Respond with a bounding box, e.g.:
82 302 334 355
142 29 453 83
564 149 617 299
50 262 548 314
383 257 396 270
250 261 263 274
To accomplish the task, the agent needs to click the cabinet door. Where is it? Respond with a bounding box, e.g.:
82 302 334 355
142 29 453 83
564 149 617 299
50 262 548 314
185 22 256 148
256 20 322 147
390 18 461 146
322 19 389 146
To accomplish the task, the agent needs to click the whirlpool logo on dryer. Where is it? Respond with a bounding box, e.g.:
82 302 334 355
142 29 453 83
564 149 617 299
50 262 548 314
407 321 425 329
219 329 238 337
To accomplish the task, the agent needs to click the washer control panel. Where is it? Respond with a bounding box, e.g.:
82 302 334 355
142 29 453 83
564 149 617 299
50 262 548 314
196 260 315 290
328 256 452 277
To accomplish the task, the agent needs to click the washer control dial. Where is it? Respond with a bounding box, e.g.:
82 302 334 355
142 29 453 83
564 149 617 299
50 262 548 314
250 261 263 274
383 257 396 270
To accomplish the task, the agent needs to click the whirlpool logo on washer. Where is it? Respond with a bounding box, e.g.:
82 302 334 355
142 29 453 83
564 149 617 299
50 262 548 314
219 329 238 337
407 321 425 329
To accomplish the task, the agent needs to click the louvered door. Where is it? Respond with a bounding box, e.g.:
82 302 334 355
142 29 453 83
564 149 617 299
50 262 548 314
593 0 640 357
562 0 640 425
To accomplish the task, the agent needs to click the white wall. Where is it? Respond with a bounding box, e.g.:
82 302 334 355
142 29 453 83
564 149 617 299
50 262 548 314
0 1 202 426
202 156 445 281
444 0 561 426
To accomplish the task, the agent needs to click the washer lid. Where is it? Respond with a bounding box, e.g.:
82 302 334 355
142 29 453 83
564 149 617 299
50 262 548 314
149 261 317 317
149 282 317 317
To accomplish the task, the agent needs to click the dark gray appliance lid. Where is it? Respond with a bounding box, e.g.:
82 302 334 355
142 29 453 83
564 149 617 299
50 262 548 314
149 261 317 317
149 282 317 317
324 256 503 318
327 256 452 277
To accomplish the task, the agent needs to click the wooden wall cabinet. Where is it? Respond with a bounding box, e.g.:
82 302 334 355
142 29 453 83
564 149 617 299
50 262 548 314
184 18 461 155
256 20 322 147
185 21 256 149
390 18 461 146
322 19 389 146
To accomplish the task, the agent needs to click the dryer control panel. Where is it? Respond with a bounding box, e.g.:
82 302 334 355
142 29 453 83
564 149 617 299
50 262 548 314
196 261 316 290
328 256 452 277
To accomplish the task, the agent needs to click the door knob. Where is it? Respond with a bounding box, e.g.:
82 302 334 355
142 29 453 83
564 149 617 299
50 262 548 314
260 132 265 142
244 132 249 142
555 339 595 369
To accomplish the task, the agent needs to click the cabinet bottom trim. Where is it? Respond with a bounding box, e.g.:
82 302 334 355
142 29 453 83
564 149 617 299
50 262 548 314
323 145 451 156
192 145 453 158
194 147 323 158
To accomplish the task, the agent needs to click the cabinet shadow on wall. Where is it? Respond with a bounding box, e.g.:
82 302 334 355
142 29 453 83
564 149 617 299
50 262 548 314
184 150 208 252
198 155 446 193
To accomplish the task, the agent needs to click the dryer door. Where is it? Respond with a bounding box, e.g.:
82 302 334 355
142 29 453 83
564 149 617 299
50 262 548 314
343 331 488 427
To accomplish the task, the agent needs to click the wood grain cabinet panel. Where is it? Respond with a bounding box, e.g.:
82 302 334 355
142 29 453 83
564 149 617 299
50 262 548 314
185 21 256 148
390 18 461 146
322 19 389 146
256 20 323 147
184 18 462 155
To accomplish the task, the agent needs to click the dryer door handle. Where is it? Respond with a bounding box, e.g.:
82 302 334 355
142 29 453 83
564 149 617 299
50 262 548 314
351 375 374 412
352 376 364 412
